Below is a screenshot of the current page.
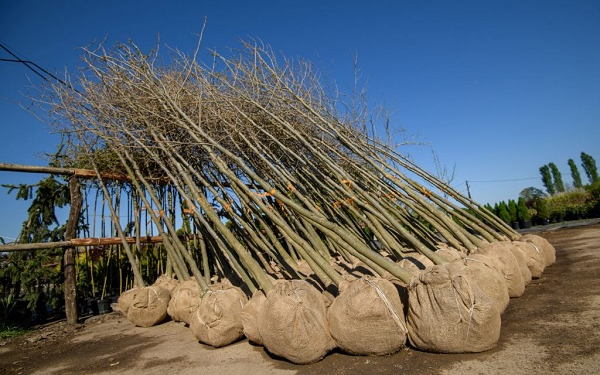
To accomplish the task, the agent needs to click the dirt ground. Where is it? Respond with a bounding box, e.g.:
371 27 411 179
1 223 599 375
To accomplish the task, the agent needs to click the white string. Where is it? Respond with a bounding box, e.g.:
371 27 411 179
364 278 408 334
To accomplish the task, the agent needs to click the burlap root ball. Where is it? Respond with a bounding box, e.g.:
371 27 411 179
474 242 526 297
446 255 510 314
167 279 202 325
115 287 139 315
435 245 466 262
519 234 556 267
153 275 180 294
407 264 501 353
498 241 533 286
512 240 546 279
328 277 407 356
258 279 336 364
241 289 267 345
189 283 248 348
127 285 171 327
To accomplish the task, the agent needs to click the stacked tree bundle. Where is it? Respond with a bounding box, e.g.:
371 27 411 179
44 38 555 363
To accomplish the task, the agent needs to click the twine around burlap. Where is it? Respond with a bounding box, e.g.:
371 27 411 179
328 277 407 356
127 285 171 327
189 283 247 348
258 279 336 364
167 279 202 325
407 264 501 353
115 287 138 315
520 234 556 266
446 255 510 314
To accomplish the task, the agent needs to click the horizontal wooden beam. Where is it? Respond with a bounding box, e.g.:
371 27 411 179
0 162 169 184
0 235 165 252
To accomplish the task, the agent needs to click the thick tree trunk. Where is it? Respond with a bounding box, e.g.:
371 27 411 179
64 177 82 325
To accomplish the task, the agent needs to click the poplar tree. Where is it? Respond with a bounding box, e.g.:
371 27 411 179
539 165 555 195
581 152 599 184
568 159 582 188
549 163 564 193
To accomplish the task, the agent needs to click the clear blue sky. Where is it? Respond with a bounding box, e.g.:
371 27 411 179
1 0 599 241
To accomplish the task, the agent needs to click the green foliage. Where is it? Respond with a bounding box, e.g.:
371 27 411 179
539 165 555 195
495 202 511 224
545 189 594 221
517 197 531 221
519 187 546 202
549 162 565 193
581 152 599 184
585 181 600 217
568 159 583 189
0 176 70 321
534 198 550 220
507 199 518 222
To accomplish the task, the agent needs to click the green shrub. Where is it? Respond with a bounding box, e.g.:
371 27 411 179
517 197 531 222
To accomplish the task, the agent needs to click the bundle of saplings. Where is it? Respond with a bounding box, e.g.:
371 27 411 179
41 35 556 363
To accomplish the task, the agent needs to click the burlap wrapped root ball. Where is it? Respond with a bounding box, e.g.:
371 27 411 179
189 284 248 348
398 252 435 272
241 290 267 345
407 264 501 353
520 234 556 267
167 279 202 325
512 241 546 279
153 274 179 294
435 245 466 262
127 285 171 327
496 241 533 286
445 255 510 314
474 242 527 297
115 287 138 315
327 277 407 356
258 279 336 364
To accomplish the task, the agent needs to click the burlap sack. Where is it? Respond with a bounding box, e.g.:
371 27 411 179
327 277 407 355
446 255 510 314
407 264 501 353
519 234 556 266
127 285 170 327
167 279 202 324
115 287 138 315
435 245 465 262
241 289 267 345
189 284 247 348
153 275 179 294
258 280 336 364
498 242 532 286
404 252 435 269
475 242 526 297
512 240 545 279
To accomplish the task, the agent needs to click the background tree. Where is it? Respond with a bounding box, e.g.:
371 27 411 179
507 199 518 223
581 152 599 184
519 187 547 202
568 159 583 188
549 162 565 193
495 202 511 224
517 197 531 223
1 176 69 320
539 165 555 195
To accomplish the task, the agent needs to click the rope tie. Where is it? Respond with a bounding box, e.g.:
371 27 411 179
450 275 476 342
364 278 408 333
527 242 540 254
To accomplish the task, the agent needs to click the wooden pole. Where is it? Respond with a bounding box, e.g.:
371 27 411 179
0 162 168 184
64 177 82 325
0 235 164 252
